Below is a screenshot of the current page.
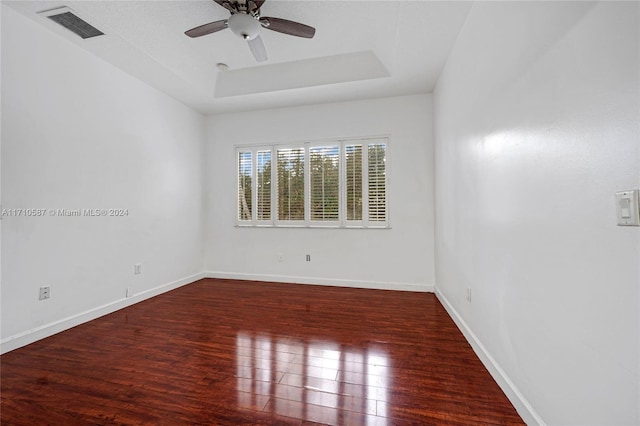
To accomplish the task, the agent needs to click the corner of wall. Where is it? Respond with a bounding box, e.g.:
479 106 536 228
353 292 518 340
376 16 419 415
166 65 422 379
434 286 544 425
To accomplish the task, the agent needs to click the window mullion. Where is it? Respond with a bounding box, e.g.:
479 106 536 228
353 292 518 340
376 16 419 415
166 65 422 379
270 147 276 225
339 142 346 227
304 143 310 227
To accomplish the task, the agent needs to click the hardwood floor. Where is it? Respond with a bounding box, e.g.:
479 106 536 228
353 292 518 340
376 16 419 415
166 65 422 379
1 279 524 425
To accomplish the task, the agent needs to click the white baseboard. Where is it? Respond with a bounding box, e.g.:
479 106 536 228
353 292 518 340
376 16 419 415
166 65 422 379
0 272 205 355
205 271 434 293
434 287 545 426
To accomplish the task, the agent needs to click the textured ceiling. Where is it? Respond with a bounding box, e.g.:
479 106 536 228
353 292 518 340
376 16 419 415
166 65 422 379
5 0 472 114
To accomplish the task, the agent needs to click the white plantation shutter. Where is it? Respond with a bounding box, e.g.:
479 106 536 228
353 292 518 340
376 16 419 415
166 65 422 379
256 150 272 221
367 143 387 223
237 150 252 221
310 146 339 221
345 144 363 221
237 138 388 228
277 148 305 221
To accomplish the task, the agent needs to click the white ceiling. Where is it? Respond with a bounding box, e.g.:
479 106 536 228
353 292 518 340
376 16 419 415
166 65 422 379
6 0 472 114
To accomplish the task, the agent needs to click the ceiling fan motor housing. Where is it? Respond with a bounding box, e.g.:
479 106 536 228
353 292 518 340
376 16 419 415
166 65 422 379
228 13 260 40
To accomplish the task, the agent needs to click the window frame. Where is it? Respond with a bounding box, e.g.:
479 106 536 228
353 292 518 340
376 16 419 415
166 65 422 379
236 145 275 227
235 136 390 229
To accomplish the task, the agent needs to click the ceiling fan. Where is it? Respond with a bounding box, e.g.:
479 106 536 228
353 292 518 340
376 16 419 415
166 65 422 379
185 0 316 63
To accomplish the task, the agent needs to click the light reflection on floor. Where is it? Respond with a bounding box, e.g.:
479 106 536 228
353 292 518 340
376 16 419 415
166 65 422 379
236 332 389 425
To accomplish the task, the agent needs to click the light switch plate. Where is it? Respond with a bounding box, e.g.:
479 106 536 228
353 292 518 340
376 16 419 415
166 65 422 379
615 190 640 226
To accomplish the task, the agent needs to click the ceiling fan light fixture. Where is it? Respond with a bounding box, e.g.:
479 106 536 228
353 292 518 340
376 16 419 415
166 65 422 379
227 13 260 40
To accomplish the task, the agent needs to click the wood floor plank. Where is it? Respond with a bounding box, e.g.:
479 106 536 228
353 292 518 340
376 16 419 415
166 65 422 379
1 278 524 425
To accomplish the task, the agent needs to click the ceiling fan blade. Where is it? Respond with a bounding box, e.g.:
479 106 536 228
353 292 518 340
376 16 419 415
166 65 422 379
185 19 228 38
247 35 267 62
259 17 315 38
214 0 237 13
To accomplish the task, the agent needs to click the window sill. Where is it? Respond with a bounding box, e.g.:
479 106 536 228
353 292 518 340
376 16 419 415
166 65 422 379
235 223 391 230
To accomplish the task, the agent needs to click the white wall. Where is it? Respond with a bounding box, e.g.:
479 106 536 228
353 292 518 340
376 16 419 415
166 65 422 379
205 95 434 291
434 2 639 425
1 5 206 352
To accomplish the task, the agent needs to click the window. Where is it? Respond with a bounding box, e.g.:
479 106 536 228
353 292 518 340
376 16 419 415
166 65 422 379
256 150 271 220
277 148 305 221
368 143 387 222
237 151 252 221
309 146 339 221
236 137 388 228
345 144 363 221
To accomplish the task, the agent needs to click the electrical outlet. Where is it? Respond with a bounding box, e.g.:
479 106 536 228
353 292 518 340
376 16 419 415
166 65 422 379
39 286 50 300
306 254 311 262
134 264 142 275
126 287 134 298
466 288 472 303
